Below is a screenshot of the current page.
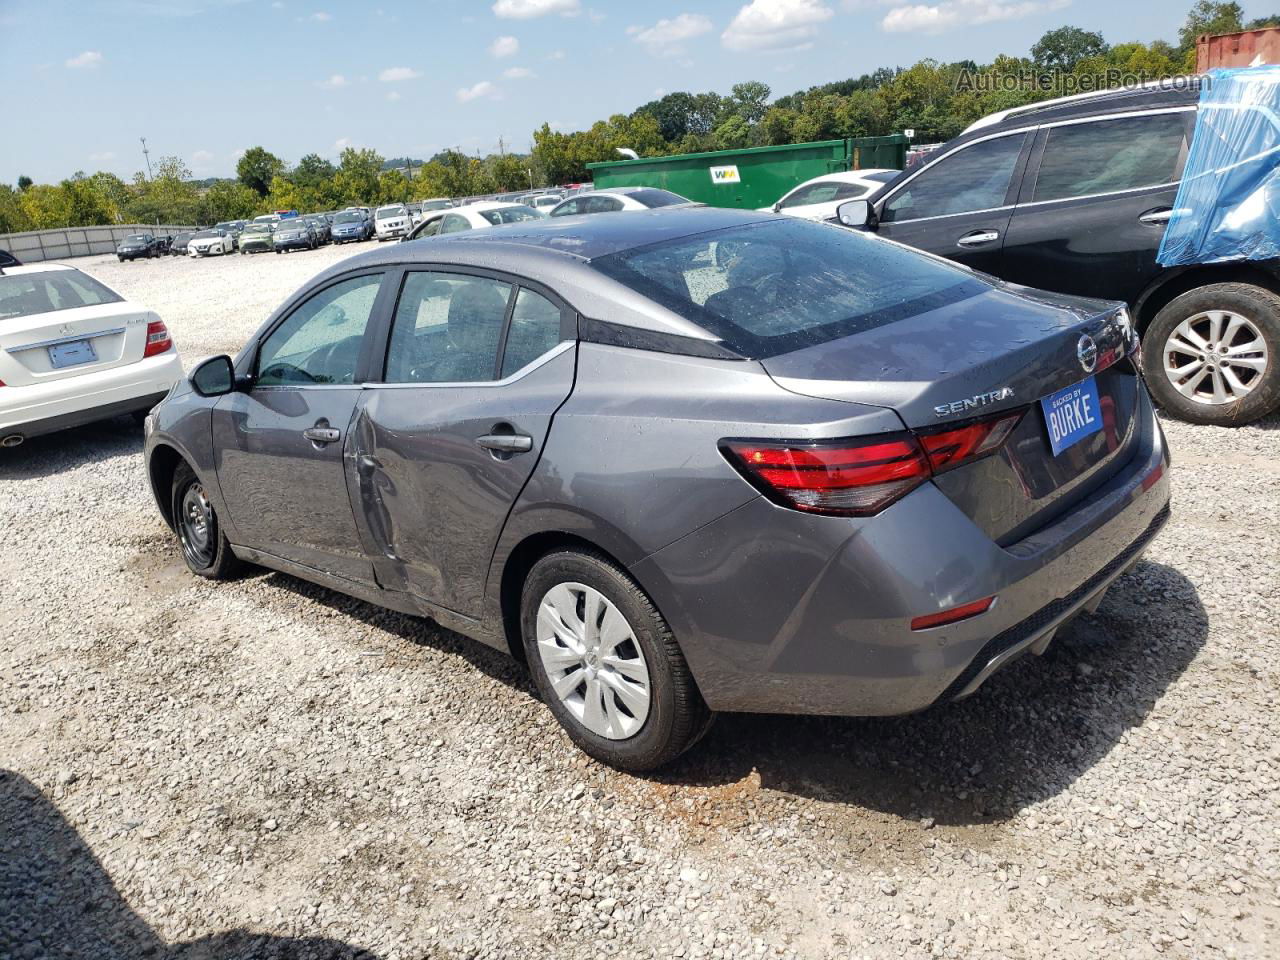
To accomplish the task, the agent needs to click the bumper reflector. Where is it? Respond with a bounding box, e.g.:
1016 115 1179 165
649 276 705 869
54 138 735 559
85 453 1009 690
910 596 995 631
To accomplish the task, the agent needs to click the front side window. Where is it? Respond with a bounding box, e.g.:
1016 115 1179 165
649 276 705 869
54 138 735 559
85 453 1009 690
256 274 382 386
593 218 983 358
385 272 512 383
882 133 1026 222
1033 112 1188 202
440 214 472 234
550 198 581 217
502 289 565 377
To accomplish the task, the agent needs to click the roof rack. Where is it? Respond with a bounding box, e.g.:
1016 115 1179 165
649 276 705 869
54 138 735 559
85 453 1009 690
963 76 1203 135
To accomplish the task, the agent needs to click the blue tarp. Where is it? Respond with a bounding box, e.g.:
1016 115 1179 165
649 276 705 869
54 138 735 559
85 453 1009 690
1158 66 1280 266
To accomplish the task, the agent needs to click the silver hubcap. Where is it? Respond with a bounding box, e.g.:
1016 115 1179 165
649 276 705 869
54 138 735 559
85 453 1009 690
1163 310 1269 405
536 582 651 740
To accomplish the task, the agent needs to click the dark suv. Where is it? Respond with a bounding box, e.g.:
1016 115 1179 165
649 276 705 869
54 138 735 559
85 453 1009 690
845 79 1278 426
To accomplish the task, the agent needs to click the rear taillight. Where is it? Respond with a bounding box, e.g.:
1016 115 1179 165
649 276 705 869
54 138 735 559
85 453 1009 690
722 434 930 516
722 409 1023 517
916 411 1023 473
143 320 172 357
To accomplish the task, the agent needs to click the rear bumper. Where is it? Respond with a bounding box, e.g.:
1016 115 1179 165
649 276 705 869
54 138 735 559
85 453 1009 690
0 351 183 439
633 389 1172 716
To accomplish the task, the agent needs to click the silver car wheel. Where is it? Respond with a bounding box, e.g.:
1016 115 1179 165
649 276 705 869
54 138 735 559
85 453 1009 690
536 582 651 740
1163 310 1269 405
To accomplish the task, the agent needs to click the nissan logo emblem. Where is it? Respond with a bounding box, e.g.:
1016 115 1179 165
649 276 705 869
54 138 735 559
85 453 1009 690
1077 334 1098 373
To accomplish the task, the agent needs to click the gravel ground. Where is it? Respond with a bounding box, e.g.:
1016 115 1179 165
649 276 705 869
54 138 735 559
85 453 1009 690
2 246 1278 960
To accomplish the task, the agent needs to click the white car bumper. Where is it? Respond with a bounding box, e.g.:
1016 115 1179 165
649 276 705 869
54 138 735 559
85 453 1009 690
0 350 184 440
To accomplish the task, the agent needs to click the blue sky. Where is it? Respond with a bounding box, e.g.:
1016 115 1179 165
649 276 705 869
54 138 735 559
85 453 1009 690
1 0 1268 183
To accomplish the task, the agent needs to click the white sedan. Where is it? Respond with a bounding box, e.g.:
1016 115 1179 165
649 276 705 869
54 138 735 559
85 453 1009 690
0 263 183 445
760 169 900 221
549 187 689 217
402 201 546 240
188 229 234 257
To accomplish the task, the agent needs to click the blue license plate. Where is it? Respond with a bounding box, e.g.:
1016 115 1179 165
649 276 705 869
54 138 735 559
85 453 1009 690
48 339 98 369
1041 376 1102 456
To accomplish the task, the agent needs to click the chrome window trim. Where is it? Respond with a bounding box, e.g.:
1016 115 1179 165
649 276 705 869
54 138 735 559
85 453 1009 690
876 106 1196 223
367 340 573 390
6 326 126 353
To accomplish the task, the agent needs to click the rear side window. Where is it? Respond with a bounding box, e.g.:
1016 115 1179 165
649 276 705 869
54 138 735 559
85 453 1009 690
882 133 1026 222
385 272 512 383
502 289 565 377
780 180 862 209
585 196 625 214
592 218 984 358
0 271 122 321
1032 112 1189 202
630 189 687 208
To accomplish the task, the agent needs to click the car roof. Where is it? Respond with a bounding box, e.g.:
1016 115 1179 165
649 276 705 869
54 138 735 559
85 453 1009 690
0 263 79 277
961 77 1202 139
304 207 787 343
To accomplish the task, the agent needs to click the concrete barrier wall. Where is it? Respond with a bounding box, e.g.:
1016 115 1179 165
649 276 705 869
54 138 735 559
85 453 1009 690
0 225 199 263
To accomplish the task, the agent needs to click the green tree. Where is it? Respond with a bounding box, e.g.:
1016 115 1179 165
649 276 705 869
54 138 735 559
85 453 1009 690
17 175 33 192
0 184 33 232
378 168 410 203
728 81 772 124
293 153 337 189
130 156 201 224
237 146 285 196
201 179 261 222
1031 26 1109 72
335 147 384 204
1179 1 1244 52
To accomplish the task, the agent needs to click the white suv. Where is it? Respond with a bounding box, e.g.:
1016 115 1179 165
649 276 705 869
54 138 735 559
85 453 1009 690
0 263 183 445
374 204 412 241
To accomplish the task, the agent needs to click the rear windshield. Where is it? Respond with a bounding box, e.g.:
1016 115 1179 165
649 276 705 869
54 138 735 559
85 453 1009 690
0 270 123 321
628 189 687 208
591 219 985 358
478 205 545 225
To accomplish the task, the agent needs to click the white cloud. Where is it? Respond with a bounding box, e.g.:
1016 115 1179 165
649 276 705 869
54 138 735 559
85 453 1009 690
310 10 331 20
333 137 354 151
489 35 519 57
190 149 216 174
378 66 422 82
492 0 579 19
547 48 566 60
387 90 401 101
503 66 536 78
457 80 501 102
65 50 103 69
588 8 605 22
881 0 1065 33
319 73 347 89
722 0 833 52
628 13 712 56
89 151 116 165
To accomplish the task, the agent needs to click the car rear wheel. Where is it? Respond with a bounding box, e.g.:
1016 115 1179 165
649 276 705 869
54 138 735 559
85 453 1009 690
1143 283 1280 426
521 549 712 771
170 462 242 580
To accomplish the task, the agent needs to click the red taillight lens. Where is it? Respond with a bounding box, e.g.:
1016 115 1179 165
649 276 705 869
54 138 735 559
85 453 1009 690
722 435 931 516
143 320 172 357
917 411 1024 473
723 409 1023 517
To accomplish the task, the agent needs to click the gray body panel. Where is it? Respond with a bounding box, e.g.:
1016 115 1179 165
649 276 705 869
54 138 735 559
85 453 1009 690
144 208 1173 721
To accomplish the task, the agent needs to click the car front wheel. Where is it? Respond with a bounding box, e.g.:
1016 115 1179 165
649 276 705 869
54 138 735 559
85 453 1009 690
521 550 712 771
1143 282 1280 425
170 462 242 580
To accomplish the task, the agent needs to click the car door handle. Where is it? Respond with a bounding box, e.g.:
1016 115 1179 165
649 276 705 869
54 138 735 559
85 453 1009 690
476 433 533 453
1140 208 1173 225
956 229 1000 247
303 426 341 444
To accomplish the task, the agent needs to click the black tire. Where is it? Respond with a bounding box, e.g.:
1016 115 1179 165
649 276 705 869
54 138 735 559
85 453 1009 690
170 462 242 580
520 549 712 771
1142 282 1280 426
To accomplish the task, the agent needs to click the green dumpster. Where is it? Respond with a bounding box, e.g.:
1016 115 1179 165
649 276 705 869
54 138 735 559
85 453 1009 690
586 135 907 210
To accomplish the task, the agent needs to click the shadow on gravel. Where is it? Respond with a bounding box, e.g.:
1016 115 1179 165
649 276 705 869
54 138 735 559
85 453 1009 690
0 415 143 480
0 770 380 960
263 572 535 696
651 560 1208 826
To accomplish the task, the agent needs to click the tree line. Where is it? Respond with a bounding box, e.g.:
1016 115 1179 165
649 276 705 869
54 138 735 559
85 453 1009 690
3 1 1275 233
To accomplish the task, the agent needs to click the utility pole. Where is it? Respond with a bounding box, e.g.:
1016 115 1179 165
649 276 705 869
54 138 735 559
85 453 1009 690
497 135 506 157
140 137 152 179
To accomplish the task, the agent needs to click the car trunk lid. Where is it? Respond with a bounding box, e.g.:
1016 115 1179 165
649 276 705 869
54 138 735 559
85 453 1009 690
761 285 1141 542
0 301 155 387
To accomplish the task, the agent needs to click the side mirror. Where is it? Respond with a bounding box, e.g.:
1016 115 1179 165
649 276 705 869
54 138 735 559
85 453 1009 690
190 354 236 397
772 202 782 213
837 199 876 229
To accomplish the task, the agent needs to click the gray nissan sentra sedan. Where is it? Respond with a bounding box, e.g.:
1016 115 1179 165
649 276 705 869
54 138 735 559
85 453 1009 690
143 207 1171 771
